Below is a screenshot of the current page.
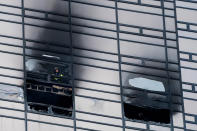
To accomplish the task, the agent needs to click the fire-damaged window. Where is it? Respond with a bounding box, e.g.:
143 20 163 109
123 77 171 124
25 55 73 117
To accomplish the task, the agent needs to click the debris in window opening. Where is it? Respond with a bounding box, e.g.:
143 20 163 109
123 77 170 124
26 55 73 117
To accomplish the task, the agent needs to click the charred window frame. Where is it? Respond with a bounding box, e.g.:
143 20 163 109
25 57 73 117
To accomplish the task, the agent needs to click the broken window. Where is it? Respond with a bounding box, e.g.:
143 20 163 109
123 77 170 123
25 55 73 117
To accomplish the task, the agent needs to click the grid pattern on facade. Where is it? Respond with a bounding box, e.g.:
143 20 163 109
0 0 194 131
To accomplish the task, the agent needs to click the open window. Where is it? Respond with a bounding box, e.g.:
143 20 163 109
123 77 170 123
25 55 73 117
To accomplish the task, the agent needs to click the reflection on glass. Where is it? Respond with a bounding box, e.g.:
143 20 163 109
129 77 165 92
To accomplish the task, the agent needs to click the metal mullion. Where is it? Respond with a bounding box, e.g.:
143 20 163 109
24 8 66 17
119 30 177 41
74 62 119 72
180 58 197 63
118 7 175 18
0 3 21 9
182 82 197 88
27 103 73 111
0 106 24 113
161 0 174 130
0 34 177 63
74 78 120 88
178 21 197 27
125 126 150 131
178 36 197 41
121 61 179 73
24 7 175 35
0 65 23 72
126 120 185 130
183 89 196 93
124 95 182 106
29 118 100 131
75 94 121 103
178 28 197 34
72 30 116 40
73 0 174 11
21 23 179 49
115 1 126 131
0 82 23 89
76 61 180 79
21 0 28 131
177 0 197 3
27 119 74 129
71 0 115 9
25 54 72 64
0 11 21 17
70 1 173 18
121 69 180 81
118 0 172 10
121 54 179 65
73 54 118 64
0 97 24 104
76 110 122 120
30 119 100 131
21 19 179 42
125 118 171 128
0 18 21 25
176 6 197 11
0 49 181 81
27 110 73 120
25 7 115 25
0 114 25 121
66 0 174 13
181 66 197 71
0 1 174 20
0 34 22 41
119 38 178 49
76 118 123 129
75 86 121 96
75 62 180 80
123 86 182 98
25 23 69 32
180 51 197 56
29 0 174 18
185 113 197 120
119 23 176 34
0 73 23 80
25 15 117 33
68 0 77 130
25 38 68 48
0 17 180 49
24 14 69 25
183 97 197 101
26 46 119 65
0 49 22 56
0 41 23 49
25 46 71 57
